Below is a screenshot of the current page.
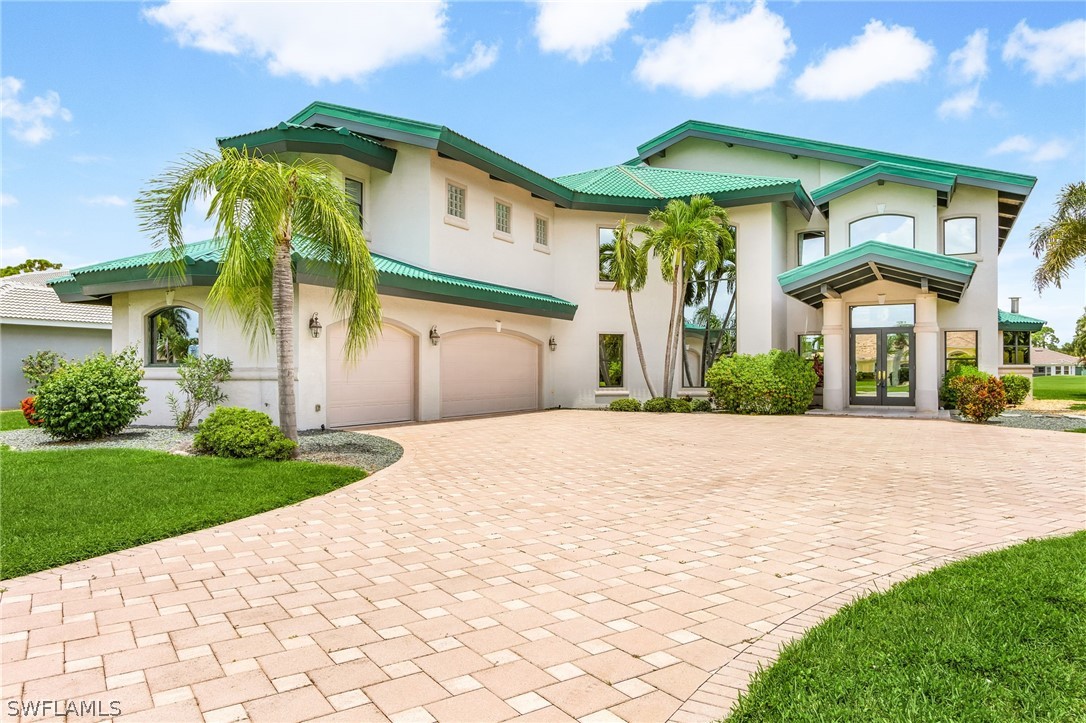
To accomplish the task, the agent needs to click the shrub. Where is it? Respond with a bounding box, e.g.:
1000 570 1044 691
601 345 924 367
668 398 692 413
20 397 42 426
691 398 713 412
167 355 233 430
951 374 1007 423
939 366 988 409
643 398 671 413
22 350 65 393
1001 373 1031 406
705 350 817 415
35 347 147 440
193 407 296 461
608 398 641 412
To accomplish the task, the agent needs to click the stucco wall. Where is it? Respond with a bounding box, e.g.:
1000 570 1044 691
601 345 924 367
0 324 111 408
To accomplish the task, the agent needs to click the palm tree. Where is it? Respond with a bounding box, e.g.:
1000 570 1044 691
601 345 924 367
1030 181 1086 291
136 147 381 443
600 219 657 397
684 226 735 385
637 196 730 398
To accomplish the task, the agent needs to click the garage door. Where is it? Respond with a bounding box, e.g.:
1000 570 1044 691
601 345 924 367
327 323 415 427
441 332 539 418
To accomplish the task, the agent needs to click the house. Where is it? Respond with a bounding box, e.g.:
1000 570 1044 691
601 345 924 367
1032 347 1086 377
51 102 1040 425
1 269 112 408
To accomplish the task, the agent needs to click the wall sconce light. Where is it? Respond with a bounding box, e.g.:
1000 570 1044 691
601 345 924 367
877 293 887 305
876 203 886 214
495 320 502 333
548 336 557 351
308 313 322 338
429 326 441 346
165 289 175 306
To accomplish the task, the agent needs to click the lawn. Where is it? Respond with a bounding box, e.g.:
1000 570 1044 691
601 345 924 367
726 532 1086 722
0 447 365 579
0 409 29 431
1032 375 1086 401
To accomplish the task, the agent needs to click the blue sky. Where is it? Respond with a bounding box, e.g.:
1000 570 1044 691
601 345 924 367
2 1 1083 337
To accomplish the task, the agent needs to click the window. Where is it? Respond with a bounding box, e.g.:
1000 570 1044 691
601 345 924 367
599 227 615 281
849 214 914 248
148 307 199 365
798 334 824 360
1003 331 1031 364
943 217 977 255
345 178 363 227
598 334 624 387
851 304 914 328
945 330 977 372
446 182 466 219
798 231 827 266
535 216 549 247
495 200 511 235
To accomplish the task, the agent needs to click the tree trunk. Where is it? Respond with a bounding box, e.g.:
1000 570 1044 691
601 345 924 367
719 291 737 358
663 251 683 398
626 288 657 398
272 175 298 447
661 256 679 398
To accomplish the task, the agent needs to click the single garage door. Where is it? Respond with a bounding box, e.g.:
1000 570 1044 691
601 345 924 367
441 332 539 418
327 323 415 427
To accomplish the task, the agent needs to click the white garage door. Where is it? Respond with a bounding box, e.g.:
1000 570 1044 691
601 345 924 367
441 332 539 418
327 323 415 427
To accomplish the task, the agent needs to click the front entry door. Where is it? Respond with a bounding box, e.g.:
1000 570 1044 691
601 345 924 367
850 328 914 405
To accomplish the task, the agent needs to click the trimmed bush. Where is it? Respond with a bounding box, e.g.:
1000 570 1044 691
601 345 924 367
940 366 988 409
35 348 147 440
951 373 1007 423
608 398 641 412
668 398 692 413
691 398 713 412
193 407 297 461
643 398 671 413
704 350 816 415
1001 373 1031 406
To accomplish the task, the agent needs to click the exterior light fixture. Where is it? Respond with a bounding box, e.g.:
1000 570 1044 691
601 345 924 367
165 289 175 306
548 336 557 351
308 313 322 338
429 326 441 346
495 320 502 333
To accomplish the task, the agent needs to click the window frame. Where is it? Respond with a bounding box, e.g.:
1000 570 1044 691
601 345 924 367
797 334 824 360
848 213 916 249
941 216 979 256
598 225 616 283
1002 330 1031 365
493 198 513 242
345 177 364 229
146 305 200 367
445 180 468 228
943 329 978 372
534 214 550 253
598 333 625 389
797 230 828 266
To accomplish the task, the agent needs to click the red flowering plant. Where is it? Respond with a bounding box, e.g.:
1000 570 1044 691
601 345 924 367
20 396 43 426
811 353 824 388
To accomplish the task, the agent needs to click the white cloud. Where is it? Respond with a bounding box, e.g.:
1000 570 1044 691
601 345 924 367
794 20 936 101
80 195 127 207
0 77 72 144
71 153 112 164
144 1 448 84
988 135 1071 163
937 86 981 119
1003 18 1086 83
947 29 988 84
446 42 499 79
634 2 794 97
535 0 652 63
0 193 18 207
0 244 31 266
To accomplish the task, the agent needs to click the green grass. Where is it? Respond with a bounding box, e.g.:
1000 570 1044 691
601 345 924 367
1067 428 1086 434
0 409 29 431
0 447 365 579
1067 403 1086 411
726 533 1086 722
1031 375 1086 401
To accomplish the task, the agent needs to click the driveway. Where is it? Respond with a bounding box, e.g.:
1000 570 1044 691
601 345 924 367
2 411 1083 722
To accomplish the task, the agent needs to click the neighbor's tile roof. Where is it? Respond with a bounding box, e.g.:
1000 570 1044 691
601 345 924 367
0 271 112 325
1030 347 1084 365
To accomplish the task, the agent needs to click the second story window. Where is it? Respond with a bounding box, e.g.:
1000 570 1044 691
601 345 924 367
535 216 549 247
599 227 615 281
799 231 827 265
447 182 466 219
345 178 363 227
495 200 511 235
850 214 914 248
944 217 977 255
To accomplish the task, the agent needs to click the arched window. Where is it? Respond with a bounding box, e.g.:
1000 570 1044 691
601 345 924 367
849 214 914 248
148 307 199 365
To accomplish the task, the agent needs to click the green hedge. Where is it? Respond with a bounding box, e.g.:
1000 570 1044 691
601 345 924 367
193 407 296 461
608 398 641 412
1000 373 1031 406
705 350 816 415
35 348 147 440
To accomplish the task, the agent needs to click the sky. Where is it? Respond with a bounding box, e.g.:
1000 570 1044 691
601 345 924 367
2 1 1083 338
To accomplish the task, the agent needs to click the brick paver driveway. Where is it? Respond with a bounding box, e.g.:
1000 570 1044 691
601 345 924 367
3 411 1083 722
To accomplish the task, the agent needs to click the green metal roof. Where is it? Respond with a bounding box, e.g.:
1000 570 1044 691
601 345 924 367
997 308 1046 331
778 240 976 307
218 122 397 173
51 240 577 321
810 162 958 206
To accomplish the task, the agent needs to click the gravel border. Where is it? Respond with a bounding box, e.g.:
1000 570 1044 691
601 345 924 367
0 426 403 473
952 411 1086 432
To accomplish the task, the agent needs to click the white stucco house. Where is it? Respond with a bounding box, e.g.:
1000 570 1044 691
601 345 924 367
51 102 1045 426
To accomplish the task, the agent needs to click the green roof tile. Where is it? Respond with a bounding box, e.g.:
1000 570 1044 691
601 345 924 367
810 161 958 205
998 308 1046 331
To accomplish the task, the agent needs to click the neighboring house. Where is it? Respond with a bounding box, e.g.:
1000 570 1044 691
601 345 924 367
1032 347 1086 376
52 103 1040 425
1 270 112 408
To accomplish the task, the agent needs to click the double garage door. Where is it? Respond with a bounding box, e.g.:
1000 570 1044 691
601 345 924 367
326 326 539 427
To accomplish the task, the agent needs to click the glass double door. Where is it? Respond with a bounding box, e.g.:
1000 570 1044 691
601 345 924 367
850 327 914 405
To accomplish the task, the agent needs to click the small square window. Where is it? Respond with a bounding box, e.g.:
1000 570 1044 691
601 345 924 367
495 200 511 234
945 330 977 372
944 217 977 255
535 216 549 247
447 182 466 219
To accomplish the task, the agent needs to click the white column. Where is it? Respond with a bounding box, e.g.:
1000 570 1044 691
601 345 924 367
821 298 845 411
914 292 939 413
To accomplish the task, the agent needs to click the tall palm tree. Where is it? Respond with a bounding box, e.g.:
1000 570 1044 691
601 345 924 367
683 226 735 385
600 219 657 397
136 147 381 443
637 196 730 397
1031 181 1086 291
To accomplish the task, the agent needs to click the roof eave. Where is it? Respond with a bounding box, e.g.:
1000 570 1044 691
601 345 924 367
217 124 398 173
